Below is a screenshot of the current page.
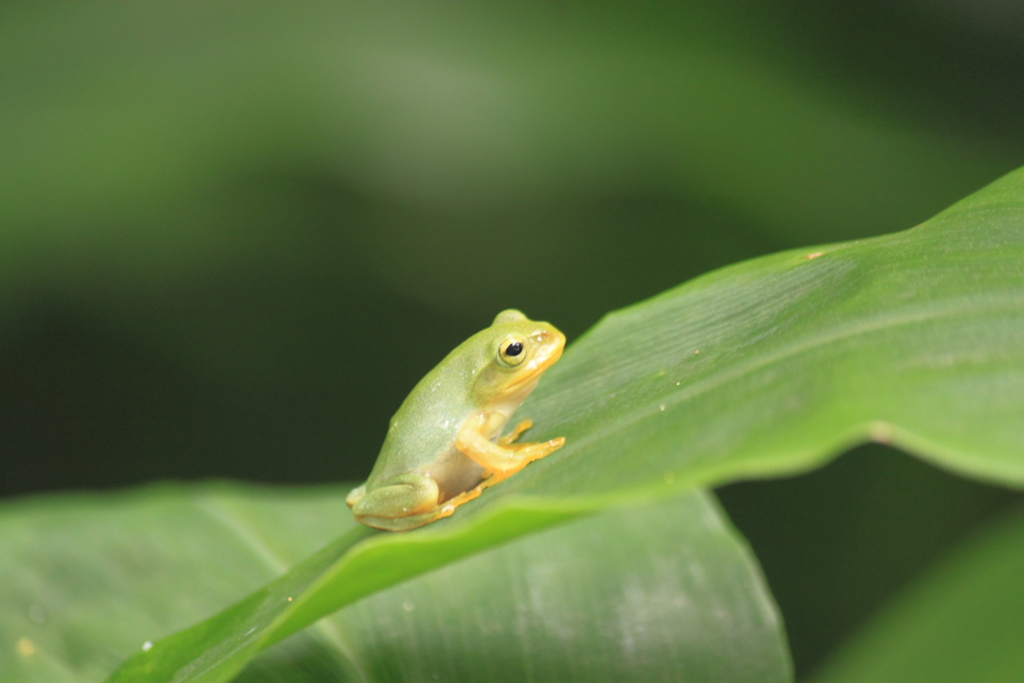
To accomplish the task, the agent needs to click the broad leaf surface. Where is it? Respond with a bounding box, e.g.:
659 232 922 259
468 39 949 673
106 166 1024 681
810 505 1024 683
0 485 355 683
0 484 789 683
240 490 789 683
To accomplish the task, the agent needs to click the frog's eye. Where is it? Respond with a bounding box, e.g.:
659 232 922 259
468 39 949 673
498 337 527 366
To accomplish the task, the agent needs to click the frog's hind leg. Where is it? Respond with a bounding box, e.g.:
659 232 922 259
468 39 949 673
351 472 441 529
352 473 439 517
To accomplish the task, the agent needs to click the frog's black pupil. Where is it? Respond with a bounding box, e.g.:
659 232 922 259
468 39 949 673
505 342 523 357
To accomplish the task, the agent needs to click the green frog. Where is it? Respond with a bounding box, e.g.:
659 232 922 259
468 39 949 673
346 310 566 531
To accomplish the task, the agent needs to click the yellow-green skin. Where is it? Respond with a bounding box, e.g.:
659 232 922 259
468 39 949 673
346 310 566 531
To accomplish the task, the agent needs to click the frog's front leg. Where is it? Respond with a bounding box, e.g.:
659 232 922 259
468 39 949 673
349 473 453 531
456 412 565 487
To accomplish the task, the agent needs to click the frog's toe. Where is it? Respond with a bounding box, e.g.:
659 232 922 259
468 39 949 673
345 484 367 508
498 419 534 445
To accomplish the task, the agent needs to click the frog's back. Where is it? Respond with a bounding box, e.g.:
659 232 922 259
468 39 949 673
365 340 482 488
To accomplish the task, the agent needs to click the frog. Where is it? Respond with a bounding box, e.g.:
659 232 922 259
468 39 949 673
346 309 566 531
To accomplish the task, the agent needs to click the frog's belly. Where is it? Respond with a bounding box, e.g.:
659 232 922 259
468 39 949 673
427 446 487 503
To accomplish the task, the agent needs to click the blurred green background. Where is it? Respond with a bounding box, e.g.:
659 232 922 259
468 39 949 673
2 1 1023 679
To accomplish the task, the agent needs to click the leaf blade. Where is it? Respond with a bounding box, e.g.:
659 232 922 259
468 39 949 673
244 491 792 683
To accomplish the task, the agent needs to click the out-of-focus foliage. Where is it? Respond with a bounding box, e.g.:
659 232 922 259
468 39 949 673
811 504 1024 683
2 1 1024 680
718 444 1018 675
0 485 353 683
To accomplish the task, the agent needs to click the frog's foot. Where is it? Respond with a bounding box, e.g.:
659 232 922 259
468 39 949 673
457 413 566 487
454 436 565 503
356 505 455 532
498 419 533 446
438 485 486 511
487 436 566 485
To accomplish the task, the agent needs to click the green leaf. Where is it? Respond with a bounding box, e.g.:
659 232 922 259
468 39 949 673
105 164 1024 681
0 485 359 683
244 489 790 683
0 484 789 683
809 504 1024 683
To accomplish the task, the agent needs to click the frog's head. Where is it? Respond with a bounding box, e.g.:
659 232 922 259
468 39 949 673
473 309 565 405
